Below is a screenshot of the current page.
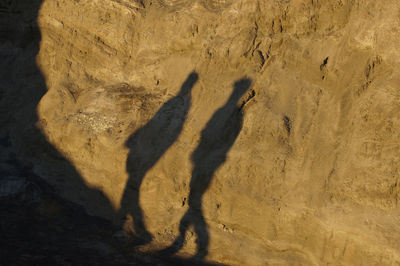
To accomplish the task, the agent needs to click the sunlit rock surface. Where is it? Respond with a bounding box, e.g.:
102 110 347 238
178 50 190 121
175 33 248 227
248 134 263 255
2 0 400 265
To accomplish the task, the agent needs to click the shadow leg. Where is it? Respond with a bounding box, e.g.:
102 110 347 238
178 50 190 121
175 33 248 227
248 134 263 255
192 211 209 260
118 186 152 245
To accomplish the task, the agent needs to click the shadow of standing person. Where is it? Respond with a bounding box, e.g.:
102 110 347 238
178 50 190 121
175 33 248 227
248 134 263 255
160 78 251 260
119 72 198 244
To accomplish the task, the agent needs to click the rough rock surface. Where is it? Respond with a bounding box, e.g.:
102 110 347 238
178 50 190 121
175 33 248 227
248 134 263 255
2 0 400 265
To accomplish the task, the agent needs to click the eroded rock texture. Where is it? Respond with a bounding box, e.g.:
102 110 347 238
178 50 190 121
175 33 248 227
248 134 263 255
2 0 400 265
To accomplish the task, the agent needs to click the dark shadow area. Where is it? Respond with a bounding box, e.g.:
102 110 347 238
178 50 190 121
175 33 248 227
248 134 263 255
0 0 115 220
119 72 198 244
0 2 122 265
159 79 251 259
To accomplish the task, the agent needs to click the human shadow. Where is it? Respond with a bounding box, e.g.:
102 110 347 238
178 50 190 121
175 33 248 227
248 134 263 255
159 79 251 260
118 72 198 244
0 0 115 220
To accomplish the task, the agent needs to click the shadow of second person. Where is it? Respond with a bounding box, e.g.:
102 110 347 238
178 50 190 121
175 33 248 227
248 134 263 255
118 72 199 244
159 78 251 260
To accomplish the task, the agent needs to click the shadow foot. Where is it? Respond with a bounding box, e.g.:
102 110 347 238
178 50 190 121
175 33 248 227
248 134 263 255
156 235 208 261
131 231 153 246
113 229 153 246
192 249 208 261
156 235 185 256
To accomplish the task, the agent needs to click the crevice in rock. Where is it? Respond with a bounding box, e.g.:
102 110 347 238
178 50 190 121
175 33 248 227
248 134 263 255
239 89 256 111
283 115 291 135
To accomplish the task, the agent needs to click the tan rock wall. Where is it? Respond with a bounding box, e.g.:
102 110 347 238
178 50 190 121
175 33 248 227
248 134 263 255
26 0 400 264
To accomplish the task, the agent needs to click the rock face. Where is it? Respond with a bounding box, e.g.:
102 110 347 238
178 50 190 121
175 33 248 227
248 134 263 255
2 0 400 265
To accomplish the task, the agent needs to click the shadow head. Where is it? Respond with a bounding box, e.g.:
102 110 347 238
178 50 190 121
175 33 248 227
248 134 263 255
231 78 251 101
180 71 199 95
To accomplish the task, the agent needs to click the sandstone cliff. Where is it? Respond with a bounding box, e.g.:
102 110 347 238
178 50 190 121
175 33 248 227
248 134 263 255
2 0 400 265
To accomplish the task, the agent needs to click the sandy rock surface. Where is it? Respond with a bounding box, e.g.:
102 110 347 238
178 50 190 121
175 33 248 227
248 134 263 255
2 0 400 265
